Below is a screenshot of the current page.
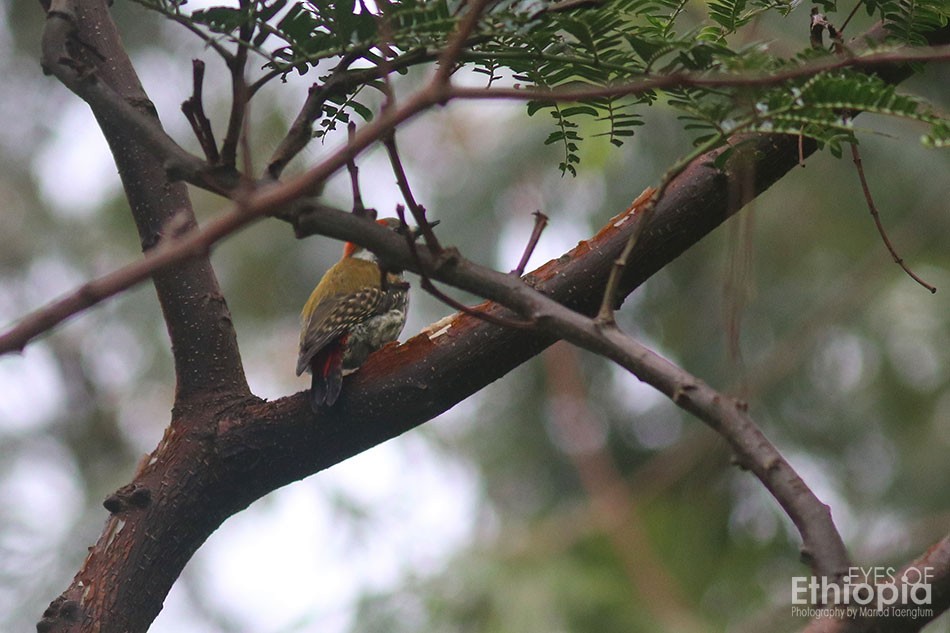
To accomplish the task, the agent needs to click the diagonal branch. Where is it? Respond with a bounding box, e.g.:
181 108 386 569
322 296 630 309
306 207 853 578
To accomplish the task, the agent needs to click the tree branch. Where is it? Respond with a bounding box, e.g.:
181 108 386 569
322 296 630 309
294 208 855 579
39 0 249 405
40 0 243 196
219 0 252 169
800 534 950 633
446 44 950 104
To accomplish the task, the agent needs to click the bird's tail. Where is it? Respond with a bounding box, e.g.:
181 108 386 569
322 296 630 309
309 338 346 410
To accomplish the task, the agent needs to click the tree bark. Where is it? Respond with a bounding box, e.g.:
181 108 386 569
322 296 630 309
41 0 250 405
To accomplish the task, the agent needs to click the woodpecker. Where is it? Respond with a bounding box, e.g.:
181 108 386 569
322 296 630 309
296 218 409 410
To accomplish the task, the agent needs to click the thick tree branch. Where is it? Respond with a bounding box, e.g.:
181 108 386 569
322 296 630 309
39 0 249 405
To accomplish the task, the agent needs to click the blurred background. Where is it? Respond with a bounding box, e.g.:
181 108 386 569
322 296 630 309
0 1 948 632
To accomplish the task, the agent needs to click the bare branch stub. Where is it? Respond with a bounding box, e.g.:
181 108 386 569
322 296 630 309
512 210 549 276
850 142 936 293
181 59 219 163
809 7 842 51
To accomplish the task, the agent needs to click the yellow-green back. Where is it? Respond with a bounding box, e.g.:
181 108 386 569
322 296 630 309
300 258 381 323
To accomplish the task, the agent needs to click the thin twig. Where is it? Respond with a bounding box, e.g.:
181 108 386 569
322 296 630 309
596 133 726 324
394 205 535 329
446 44 950 104
265 52 361 179
849 142 936 293
433 0 493 87
512 211 549 276
180 59 220 164
346 122 369 217
220 0 253 169
383 132 442 252
530 0 603 19
838 0 865 34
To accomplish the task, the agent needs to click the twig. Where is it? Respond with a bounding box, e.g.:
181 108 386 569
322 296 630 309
849 142 936 293
394 205 535 329
265 52 361 179
445 45 950 104
383 132 442 252
346 122 369 217
838 0 865 35
220 0 253 169
596 134 725 324
432 0 493 87
512 210 549 276
181 60 220 164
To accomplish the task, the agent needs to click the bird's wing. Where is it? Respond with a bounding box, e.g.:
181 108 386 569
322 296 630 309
295 287 383 376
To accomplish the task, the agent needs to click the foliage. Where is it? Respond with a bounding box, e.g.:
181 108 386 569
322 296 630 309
136 0 948 174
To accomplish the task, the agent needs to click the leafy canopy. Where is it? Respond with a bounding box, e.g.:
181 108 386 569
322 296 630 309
139 0 948 173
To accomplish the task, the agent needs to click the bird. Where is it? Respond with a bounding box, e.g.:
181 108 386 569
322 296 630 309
296 218 410 410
